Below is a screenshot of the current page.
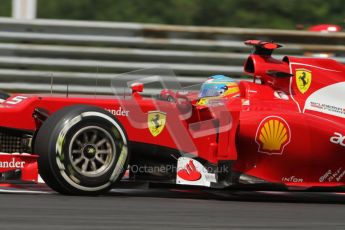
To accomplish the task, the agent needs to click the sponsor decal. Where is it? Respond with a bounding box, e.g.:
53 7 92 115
319 168 345 182
282 176 303 183
307 101 345 118
309 102 323 110
105 107 129 116
255 116 291 155
0 158 25 168
319 170 332 182
148 111 166 137
177 160 202 181
330 132 345 147
274 91 289 100
176 157 216 187
296 69 312 94
304 82 345 118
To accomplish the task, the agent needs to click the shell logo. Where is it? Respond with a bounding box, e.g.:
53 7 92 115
255 116 291 155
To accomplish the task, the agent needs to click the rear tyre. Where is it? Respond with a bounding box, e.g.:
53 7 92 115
34 105 129 195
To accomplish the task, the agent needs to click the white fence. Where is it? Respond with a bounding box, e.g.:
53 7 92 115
0 17 344 94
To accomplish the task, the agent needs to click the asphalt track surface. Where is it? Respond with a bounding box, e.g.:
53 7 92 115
1 187 345 230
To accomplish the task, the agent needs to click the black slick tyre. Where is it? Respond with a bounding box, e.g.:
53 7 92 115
34 105 129 195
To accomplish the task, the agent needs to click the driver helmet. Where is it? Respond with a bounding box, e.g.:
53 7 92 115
197 75 239 105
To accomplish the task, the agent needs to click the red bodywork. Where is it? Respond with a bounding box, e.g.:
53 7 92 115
0 40 344 190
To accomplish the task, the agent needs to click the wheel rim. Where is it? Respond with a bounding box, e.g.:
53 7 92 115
68 126 117 177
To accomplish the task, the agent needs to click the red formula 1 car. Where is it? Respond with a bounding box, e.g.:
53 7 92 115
0 40 344 195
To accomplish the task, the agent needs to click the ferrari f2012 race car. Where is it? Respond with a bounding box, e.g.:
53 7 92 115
0 40 344 195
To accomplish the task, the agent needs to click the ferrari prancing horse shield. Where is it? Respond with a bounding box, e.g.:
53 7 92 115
148 111 166 137
295 69 312 94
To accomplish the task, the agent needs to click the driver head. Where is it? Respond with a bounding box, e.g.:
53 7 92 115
197 75 239 105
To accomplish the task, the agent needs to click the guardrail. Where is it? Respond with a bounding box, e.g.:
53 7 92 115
0 17 344 94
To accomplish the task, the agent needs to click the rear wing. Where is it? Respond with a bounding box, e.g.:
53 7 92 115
244 40 282 56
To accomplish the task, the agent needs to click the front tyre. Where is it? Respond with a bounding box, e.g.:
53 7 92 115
35 105 129 195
